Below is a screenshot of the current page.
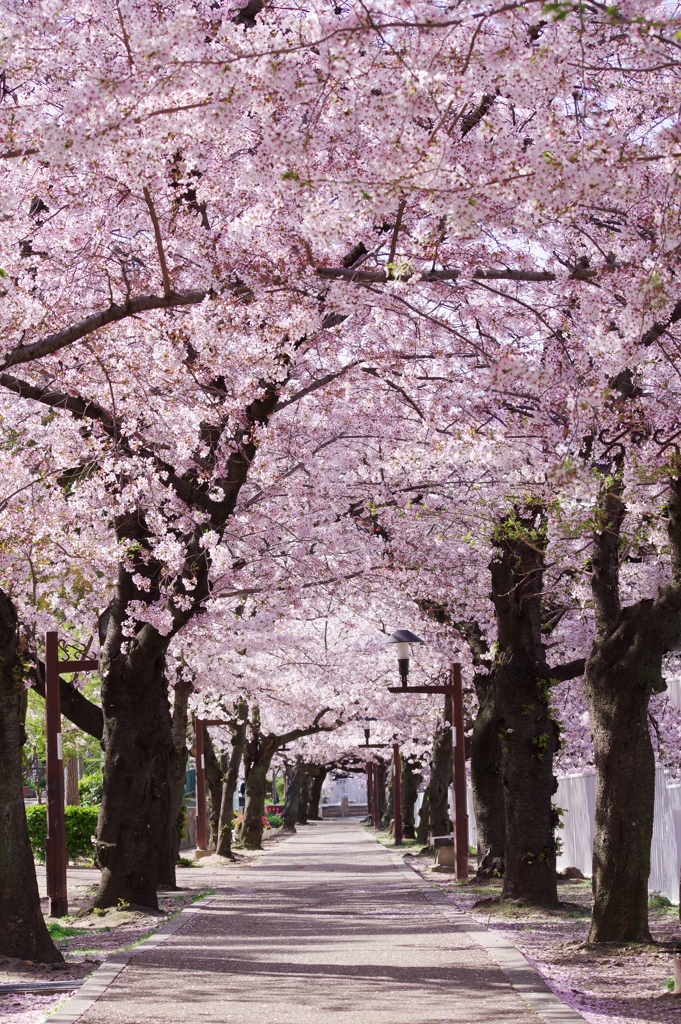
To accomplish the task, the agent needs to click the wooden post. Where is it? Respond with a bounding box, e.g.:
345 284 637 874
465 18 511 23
45 631 68 917
366 762 373 818
372 761 381 829
195 718 208 851
451 664 469 879
393 743 403 846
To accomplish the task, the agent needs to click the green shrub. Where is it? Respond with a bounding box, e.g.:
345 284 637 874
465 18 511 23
78 771 103 806
649 891 673 910
26 805 48 862
265 813 283 828
25 805 99 863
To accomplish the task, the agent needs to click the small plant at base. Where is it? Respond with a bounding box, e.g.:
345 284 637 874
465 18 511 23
177 856 196 868
649 892 673 910
117 897 131 911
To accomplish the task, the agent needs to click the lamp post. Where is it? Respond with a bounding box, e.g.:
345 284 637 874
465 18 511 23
384 630 468 879
360 719 389 829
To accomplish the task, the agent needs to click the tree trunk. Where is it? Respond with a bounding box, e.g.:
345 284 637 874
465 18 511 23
216 711 247 858
491 507 558 907
583 473 681 942
64 755 79 806
94 624 174 910
158 675 192 888
204 731 222 851
401 757 422 839
585 617 657 942
429 717 452 838
416 786 430 844
0 591 62 962
383 761 394 829
376 759 387 825
297 768 311 825
283 761 305 832
241 741 276 850
471 673 505 878
307 766 327 820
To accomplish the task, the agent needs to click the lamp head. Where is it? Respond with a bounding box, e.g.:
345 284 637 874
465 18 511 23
382 629 425 686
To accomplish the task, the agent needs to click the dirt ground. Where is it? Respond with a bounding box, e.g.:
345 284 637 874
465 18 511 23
400 843 681 1024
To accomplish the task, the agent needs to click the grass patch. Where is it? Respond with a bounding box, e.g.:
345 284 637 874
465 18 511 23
665 978 675 992
377 836 421 849
176 856 197 868
47 923 91 941
649 892 674 910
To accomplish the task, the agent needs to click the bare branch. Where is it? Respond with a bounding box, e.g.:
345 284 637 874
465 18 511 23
272 361 360 413
142 187 172 298
388 199 407 267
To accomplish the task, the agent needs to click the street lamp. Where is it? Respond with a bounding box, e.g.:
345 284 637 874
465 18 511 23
383 629 425 686
381 629 469 879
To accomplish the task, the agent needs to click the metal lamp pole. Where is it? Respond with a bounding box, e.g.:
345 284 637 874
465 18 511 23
384 629 468 879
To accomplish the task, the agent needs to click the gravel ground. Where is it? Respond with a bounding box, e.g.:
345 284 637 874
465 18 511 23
398 843 681 1024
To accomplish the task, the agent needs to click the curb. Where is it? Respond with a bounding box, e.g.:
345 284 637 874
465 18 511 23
370 834 587 1024
49 834 295 1022
47 893 216 1024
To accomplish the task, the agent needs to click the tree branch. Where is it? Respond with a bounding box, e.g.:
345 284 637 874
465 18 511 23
549 658 586 682
142 187 172 298
31 666 103 741
277 708 339 747
0 290 207 371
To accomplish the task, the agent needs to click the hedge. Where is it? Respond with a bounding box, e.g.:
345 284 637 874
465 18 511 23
78 771 103 807
26 805 99 863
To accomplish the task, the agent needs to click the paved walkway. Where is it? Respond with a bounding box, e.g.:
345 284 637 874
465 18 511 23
58 822 571 1024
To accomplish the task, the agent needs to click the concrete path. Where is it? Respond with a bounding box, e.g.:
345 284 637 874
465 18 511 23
61 822 560 1024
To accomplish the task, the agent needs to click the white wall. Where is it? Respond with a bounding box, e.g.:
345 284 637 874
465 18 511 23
464 767 681 903
322 775 367 804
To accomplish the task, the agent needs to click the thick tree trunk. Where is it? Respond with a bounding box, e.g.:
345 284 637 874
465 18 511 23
216 713 247 858
491 508 558 907
471 673 505 878
158 676 192 888
429 718 452 838
241 744 275 850
583 473 681 942
416 786 430 844
204 731 222 851
401 757 422 839
0 592 62 962
283 761 305 832
64 755 79 806
94 624 174 910
585 619 658 942
297 768 311 825
307 766 327 820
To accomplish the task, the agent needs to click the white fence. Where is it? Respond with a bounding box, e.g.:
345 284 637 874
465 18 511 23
462 767 681 903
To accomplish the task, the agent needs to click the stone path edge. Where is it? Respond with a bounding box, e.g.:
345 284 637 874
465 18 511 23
371 834 588 1024
46 893 217 1024
45 834 294 1024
